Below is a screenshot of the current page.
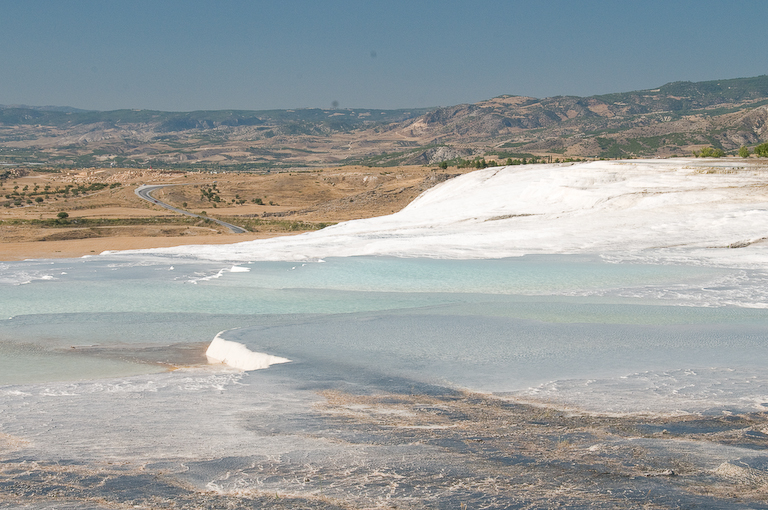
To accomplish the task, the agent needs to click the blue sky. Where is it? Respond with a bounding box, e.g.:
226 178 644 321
1 0 766 111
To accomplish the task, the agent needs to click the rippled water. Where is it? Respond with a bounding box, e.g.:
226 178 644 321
2 254 767 410
4 254 768 508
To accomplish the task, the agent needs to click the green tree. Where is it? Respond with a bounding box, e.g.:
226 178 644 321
438 161 448 169
57 211 69 219
693 146 724 158
738 145 750 158
755 142 768 157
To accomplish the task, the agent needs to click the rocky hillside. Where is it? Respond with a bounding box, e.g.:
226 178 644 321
1 76 768 169
398 75 768 161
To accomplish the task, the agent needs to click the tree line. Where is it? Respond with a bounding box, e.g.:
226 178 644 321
694 143 768 158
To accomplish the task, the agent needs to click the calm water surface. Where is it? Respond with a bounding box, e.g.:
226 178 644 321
2 254 767 409
5 254 768 508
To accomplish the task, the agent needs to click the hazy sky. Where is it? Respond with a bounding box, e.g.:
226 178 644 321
2 0 766 112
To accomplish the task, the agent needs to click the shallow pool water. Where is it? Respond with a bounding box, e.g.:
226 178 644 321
5 254 768 508
2 254 767 412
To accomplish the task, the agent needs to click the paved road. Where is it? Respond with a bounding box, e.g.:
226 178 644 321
135 184 248 234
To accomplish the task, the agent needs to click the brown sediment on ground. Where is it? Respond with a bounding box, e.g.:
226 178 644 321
3 389 768 508
1 165 462 261
308 390 768 506
67 341 212 370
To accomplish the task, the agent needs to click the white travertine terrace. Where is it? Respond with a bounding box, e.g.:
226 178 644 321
125 159 768 267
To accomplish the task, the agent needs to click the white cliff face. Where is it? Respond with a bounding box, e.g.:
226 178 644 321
118 159 768 266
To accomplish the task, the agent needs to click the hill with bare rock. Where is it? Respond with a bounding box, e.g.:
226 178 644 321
2 75 768 171
401 76 768 159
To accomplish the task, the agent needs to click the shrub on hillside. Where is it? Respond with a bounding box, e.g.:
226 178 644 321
692 146 724 158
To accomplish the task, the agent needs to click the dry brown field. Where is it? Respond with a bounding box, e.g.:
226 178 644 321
0 165 469 261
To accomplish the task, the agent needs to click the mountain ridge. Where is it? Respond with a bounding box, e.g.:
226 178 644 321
2 75 768 169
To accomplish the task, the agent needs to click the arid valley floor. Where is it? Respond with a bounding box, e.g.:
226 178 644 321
0 165 466 260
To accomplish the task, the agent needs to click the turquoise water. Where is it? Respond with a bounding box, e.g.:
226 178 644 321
0 254 743 317
2 254 768 392
5 252 768 509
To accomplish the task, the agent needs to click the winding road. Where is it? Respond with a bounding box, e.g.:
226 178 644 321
134 184 247 234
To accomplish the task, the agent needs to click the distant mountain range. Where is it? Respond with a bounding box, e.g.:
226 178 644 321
2 75 767 170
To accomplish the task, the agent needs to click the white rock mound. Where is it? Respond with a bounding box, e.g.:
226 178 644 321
206 333 290 371
119 159 768 265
